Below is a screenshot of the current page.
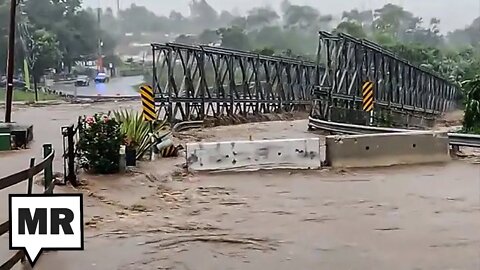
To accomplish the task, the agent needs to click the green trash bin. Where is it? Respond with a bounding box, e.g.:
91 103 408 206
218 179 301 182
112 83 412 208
0 126 10 134
0 133 11 151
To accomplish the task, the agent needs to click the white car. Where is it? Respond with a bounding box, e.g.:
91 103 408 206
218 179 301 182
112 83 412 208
75 75 90 87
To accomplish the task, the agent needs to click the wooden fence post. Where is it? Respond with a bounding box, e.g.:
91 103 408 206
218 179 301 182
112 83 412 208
21 157 36 264
43 143 53 191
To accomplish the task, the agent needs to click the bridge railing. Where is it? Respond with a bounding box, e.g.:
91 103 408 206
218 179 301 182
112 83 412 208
313 31 459 121
151 32 459 125
151 43 316 122
0 144 56 270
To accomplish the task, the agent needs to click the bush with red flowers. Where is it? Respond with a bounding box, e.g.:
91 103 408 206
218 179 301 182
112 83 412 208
77 113 123 174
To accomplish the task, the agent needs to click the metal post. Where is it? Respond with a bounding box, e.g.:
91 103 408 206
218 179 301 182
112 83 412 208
5 0 18 123
119 145 126 173
74 84 78 102
97 8 103 73
43 143 53 191
451 145 460 156
62 127 67 182
150 122 155 161
151 46 156 92
66 127 77 186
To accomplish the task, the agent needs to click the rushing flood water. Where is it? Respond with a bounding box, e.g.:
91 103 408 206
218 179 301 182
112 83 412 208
1 104 479 269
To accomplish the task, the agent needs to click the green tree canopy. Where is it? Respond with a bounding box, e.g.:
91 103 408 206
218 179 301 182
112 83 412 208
218 26 251 51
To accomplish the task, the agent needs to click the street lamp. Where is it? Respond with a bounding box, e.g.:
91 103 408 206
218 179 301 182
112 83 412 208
4 0 20 123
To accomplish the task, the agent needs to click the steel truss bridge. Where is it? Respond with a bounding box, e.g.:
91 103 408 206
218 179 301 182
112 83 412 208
151 31 459 128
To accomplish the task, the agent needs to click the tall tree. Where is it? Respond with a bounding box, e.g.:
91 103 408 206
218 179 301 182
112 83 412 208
0 0 8 73
373 4 421 40
336 21 367 39
169 11 189 33
282 4 319 31
218 10 235 26
174 34 196 45
29 29 62 91
318 14 334 30
342 9 374 32
198 29 219 45
447 17 480 47
218 26 251 50
229 16 248 29
189 0 218 30
24 0 114 71
118 4 160 33
246 7 279 30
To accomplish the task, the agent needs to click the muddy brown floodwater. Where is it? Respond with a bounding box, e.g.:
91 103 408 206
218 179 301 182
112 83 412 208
34 161 480 270
1 103 479 269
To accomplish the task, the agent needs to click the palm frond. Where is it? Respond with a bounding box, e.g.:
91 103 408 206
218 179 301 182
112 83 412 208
112 109 171 160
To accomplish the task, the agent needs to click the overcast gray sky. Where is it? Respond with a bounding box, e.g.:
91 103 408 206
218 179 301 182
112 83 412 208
86 0 480 32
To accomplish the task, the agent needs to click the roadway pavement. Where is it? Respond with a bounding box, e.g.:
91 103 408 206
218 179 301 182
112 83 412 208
51 76 144 98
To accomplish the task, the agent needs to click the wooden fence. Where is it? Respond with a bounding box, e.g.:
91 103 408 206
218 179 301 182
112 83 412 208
0 144 56 269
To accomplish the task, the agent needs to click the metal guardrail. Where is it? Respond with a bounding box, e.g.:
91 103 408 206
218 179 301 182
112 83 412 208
312 89 442 116
172 121 204 133
308 117 480 148
448 133 480 148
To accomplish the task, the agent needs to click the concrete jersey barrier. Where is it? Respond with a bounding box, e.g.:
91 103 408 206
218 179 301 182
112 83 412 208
186 138 322 172
325 131 451 168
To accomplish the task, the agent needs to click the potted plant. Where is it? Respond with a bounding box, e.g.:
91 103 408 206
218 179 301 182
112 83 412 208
124 137 137 167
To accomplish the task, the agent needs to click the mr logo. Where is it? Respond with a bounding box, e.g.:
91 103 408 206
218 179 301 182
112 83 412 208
9 194 84 267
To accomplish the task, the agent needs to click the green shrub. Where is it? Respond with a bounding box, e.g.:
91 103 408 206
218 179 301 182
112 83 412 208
113 109 170 160
462 77 480 133
77 113 123 174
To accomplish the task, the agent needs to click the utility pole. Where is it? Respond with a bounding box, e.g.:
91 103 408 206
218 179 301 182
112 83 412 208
4 0 18 123
97 7 103 73
116 0 120 14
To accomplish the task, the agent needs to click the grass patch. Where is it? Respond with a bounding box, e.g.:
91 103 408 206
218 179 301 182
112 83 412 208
0 88 58 102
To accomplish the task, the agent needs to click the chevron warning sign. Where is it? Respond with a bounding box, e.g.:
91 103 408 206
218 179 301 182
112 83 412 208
140 84 156 121
362 81 374 112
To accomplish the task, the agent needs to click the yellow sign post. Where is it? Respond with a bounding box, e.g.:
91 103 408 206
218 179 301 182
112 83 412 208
362 81 374 112
140 84 156 121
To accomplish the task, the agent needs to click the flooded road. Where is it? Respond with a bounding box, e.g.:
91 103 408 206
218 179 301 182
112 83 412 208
0 101 142 264
33 161 480 270
0 103 479 269
51 76 143 98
